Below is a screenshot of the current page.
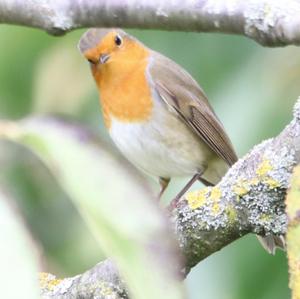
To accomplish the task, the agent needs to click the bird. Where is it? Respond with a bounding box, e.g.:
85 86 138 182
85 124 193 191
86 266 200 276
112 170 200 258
78 28 284 253
78 28 237 198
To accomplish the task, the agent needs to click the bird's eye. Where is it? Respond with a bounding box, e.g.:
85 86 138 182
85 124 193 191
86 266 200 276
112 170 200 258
87 59 95 64
114 35 122 46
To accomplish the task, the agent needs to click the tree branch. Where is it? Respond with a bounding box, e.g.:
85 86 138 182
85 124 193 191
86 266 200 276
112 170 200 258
172 111 297 271
1 0 300 46
39 97 300 298
40 260 128 299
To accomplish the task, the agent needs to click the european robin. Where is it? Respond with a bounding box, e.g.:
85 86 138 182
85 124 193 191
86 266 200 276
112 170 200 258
78 28 284 254
78 28 237 199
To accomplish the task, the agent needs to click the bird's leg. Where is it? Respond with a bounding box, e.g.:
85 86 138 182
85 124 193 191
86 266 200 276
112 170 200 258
158 177 170 200
173 173 202 202
168 173 204 212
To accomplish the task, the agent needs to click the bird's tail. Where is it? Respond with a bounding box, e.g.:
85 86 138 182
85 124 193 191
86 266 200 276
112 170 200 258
200 158 229 186
256 235 286 254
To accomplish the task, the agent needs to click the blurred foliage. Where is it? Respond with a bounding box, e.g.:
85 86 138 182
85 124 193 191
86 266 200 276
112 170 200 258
0 24 297 298
0 189 40 299
286 166 300 299
0 118 184 298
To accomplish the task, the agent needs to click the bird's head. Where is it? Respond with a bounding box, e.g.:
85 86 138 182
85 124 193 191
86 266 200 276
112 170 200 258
78 28 148 75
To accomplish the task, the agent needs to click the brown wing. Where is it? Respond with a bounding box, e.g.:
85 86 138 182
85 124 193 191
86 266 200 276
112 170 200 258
149 51 237 166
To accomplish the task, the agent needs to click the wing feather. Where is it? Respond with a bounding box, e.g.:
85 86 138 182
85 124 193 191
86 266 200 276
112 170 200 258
149 52 237 166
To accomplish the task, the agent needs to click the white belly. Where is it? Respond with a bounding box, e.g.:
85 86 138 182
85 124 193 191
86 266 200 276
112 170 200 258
109 101 216 179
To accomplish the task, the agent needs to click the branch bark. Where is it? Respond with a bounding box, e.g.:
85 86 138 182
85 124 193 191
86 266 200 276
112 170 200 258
40 260 128 299
1 0 300 46
39 97 300 298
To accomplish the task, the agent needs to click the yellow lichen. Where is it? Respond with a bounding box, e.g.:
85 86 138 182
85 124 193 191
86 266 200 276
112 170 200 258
208 187 222 215
264 2 272 16
211 202 220 215
39 272 62 291
263 177 280 189
235 195 241 203
226 207 237 224
209 187 222 201
99 282 113 296
102 288 113 296
259 214 271 222
232 179 250 196
186 188 209 210
249 178 260 186
256 159 273 177
233 185 249 196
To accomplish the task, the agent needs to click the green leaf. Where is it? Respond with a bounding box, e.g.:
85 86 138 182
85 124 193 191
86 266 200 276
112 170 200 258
0 117 185 299
0 188 40 299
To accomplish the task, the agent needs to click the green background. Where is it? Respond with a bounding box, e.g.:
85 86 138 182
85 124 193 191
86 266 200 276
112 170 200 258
1 24 297 298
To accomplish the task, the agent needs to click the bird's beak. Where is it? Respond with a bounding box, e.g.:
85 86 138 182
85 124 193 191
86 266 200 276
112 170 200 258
99 53 110 64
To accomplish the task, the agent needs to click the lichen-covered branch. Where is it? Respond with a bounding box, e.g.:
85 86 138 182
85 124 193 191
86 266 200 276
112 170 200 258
172 121 296 271
286 166 300 299
1 0 300 46
172 99 300 271
39 97 300 298
40 260 128 299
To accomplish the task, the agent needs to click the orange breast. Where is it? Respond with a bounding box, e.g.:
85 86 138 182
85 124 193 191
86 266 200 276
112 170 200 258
92 44 153 129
